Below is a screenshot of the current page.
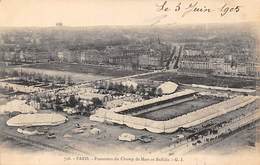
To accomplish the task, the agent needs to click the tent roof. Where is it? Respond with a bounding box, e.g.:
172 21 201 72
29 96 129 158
157 81 178 94
7 113 67 126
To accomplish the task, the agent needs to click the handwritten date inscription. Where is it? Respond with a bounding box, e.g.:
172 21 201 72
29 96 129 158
157 1 240 17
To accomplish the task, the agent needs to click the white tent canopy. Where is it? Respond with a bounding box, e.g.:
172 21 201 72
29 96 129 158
7 113 67 127
156 81 178 95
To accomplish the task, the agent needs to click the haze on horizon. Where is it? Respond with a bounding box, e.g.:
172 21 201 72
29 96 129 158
0 0 259 27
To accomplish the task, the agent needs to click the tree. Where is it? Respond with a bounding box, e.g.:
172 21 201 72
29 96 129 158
137 84 145 95
66 75 73 85
0 67 7 77
34 95 41 103
37 73 43 82
117 83 125 92
113 82 120 91
107 82 114 90
12 70 19 77
55 95 62 104
68 95 77 107
155 88 163 96
149 87 156 97
91 97 103 108
78 103 92 116
128 85 135 93
43 75 49 84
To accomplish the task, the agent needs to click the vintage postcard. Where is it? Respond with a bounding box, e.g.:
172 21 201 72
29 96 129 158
0 0 259 165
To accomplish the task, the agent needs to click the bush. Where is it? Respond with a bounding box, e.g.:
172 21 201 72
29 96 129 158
92 97 103 108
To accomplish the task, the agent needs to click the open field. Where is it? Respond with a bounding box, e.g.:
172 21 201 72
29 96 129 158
24 63 144 78
138 96 223 121
135 72 256 89
0 113 177 155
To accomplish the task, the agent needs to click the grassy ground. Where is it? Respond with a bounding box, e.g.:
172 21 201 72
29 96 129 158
136 72 256 89
138 96 223 121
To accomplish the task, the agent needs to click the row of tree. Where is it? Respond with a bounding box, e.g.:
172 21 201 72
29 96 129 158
96 81 162 99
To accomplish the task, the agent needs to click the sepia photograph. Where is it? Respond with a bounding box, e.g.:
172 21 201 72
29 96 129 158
0 0 259 164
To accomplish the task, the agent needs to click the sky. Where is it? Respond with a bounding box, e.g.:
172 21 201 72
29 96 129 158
0 0 259 27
